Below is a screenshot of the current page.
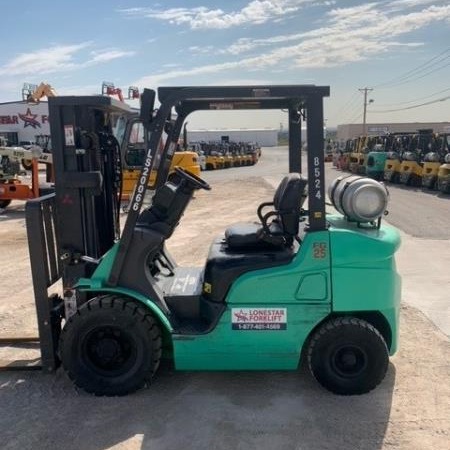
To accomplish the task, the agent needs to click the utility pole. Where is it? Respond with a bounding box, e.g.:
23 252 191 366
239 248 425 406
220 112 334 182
359 87 373 137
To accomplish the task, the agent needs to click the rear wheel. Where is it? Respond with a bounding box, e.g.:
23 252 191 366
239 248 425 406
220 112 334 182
21 159 33 171
0 199 11 209
307 317 389 395
60 295 162 396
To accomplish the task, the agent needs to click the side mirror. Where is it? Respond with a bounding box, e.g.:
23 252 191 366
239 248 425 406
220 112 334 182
139 88 156 127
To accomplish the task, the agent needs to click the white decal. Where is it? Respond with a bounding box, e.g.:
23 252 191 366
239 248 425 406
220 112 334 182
64 125 75 146
231 308 287 330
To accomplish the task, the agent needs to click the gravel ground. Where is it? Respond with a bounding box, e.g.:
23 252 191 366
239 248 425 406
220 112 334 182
0 177 449 450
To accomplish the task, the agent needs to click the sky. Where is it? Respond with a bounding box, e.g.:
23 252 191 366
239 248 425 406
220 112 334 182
0 0 449 129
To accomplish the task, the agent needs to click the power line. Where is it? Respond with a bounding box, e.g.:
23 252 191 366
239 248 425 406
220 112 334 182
384 60 450 89
370 95 450 113
348 110 363 124
339 101 363 123
332 91 359 118
374 47 450 89
338 93 365 122
375 87 450 107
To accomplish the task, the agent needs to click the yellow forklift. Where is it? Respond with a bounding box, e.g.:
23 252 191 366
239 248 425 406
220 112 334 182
339 138 355 171
222 148 234 168
422 133 449 190
398 130 433 186
348 136 367 174
437 144 450 194
246 142 261 165
118 114 201 200
199 142 225 170
384 133 413 183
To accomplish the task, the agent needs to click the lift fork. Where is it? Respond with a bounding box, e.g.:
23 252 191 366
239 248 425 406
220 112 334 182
0 337 42 371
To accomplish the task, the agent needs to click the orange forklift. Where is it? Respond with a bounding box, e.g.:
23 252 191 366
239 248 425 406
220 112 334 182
0 143 53 209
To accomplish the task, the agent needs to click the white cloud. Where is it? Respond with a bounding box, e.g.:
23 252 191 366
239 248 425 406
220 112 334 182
194 2 444 57
88 49 135 63
189 45 215 55
387 0 443 7
0 43 91 76
119 1 316 29
134 3 449 87
0 43 136 76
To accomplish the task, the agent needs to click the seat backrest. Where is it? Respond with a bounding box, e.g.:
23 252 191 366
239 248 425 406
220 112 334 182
136 181 194 239
273 173 307 236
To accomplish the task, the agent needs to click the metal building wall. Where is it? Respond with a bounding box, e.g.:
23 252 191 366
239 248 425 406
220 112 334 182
187 129 278 146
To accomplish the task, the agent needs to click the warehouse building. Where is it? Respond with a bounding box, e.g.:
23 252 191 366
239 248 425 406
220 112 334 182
0 101 50 146
337 122 450 142
187 128 278 147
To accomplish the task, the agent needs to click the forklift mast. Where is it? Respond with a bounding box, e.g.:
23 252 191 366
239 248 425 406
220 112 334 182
25 96 133 371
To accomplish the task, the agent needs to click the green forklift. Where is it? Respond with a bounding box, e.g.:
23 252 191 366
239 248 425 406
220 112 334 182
365 136 388 180
22 86 401 397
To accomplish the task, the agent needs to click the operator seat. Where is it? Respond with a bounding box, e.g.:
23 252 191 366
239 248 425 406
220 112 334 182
224 173 307 249
202 173 307 304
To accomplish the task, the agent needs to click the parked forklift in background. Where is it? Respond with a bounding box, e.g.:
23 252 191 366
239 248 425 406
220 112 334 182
366 136 388 181
422 133 449 190
0 140 53 209
100 86 201 200
437 151 450 194
193 142 225 170
339 138 354 171
398 130 433 187
4 86 401 398
116 113 201 200
384 133 412 183
348 136 368 174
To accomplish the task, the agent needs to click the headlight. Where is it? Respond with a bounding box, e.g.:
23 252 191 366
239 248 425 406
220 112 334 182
328 175 389 223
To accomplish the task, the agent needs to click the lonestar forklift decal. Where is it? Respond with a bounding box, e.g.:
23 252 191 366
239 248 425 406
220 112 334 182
232 308 287 330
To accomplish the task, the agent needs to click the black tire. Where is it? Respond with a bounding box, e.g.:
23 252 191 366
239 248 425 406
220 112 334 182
0 199 11 209
60 295 162 396
21 159 33 171
307 317 389 395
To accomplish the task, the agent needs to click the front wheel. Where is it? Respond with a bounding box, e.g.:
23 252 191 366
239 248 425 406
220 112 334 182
21 159 33 171
307 317 389 395
0 199 12 209
60 295 162 396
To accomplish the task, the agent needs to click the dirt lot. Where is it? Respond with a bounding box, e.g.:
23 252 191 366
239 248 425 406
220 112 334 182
0 177 449 450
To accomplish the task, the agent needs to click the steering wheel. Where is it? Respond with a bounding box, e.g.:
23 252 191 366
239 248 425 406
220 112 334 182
174 167 211 190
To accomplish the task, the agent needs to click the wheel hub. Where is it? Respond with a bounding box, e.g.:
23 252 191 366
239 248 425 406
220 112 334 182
331 345 368 378
84 326 134 374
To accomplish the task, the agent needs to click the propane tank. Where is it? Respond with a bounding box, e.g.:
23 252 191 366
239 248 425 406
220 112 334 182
328 175 389 223
424 152 440 162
